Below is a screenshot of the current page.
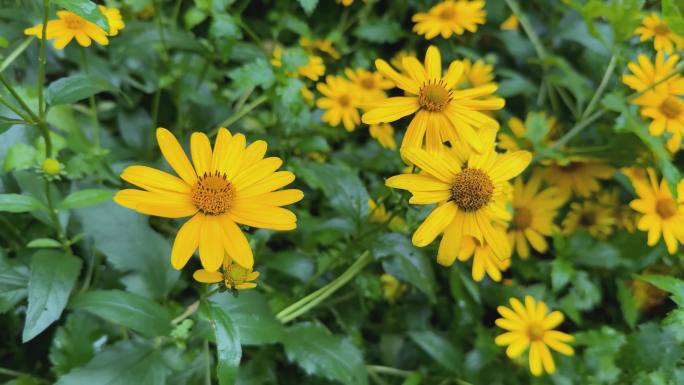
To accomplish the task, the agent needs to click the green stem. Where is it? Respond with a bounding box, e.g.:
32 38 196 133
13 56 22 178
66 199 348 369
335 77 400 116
151 86 162 129
211 95 267 136
581 54 617 120
235 17 263 50
80 48 100 150
550 109 605 150
203 339 212 385
554 85 578 118
44 180 73 255
276 252 372 323
0 94 33 122
365 366 413 378
38 0 49 120
504 0 546 59
0 74 40 122
0 37 34 73
0 367 50 384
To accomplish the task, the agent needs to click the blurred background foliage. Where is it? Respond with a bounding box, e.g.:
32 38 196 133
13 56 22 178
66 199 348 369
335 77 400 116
1 0 684 384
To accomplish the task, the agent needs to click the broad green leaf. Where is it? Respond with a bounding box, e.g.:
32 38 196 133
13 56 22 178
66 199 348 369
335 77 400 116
52 0 109 32
70 289 172 337
205 301 242 385
2 143 37 171
0 255 30 313
638 275 684 306
59 189 113 209
0 193 44 213
280 47 309 72
228 58 275 91
54 340 171 385
354 19 403 43
49 312 101 375
210 291 284 345
525 112 550 145
27 238 63 248
616 279 638 329
551 258 574 292
409 330 462 373
375 233 436 302
23 250 82 342
283 322 368 385
47 75 117 105
617 323 682 372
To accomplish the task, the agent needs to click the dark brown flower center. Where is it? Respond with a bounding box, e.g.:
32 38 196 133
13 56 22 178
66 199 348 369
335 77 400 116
439 7 457 21
418 81 451 112
360 76 375 90
451 168 494 211
339 94 351 107
191 172 234 215
64 14 85 29
513 207 532 229
659 96 682 119
527 323 545 341
558 162 582 173
654 23 671 36
579 211 597 227
656 198 677 219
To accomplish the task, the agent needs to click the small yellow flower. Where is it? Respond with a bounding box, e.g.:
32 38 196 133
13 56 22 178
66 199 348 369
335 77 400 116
344 68 394 103
500 14 519 30
25 10 109 49
509 174 564 259
114 128 304 271
337 0 353 6
42 158 61 175
495 296 574 376
193 256 260 290
99 6 125 36
455 58 495 88
380 274 407 304
412 0 486 40
316 76 361 131
458 235 511 282
635 13 684 54
543 157 614 199
622 52 684 93
562 201 615 240
630 168 684 254
636 90 684 153
369 123 397 150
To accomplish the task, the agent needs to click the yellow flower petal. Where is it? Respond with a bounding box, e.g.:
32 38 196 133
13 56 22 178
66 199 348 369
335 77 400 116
218 215 254 269
198 215 223 272
412 202 458 247
191 132 213 177
156 127 197 185
193 269 223 283
171 213 203 270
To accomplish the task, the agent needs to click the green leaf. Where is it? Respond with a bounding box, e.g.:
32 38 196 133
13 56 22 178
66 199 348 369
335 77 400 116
52 0 109 32
638 275 684 306
3 143 38 171
70 289 172 337
54 340 171 385
616 279 638 329
525 112 550 145
408 330 462 373
297 0 319 15
280 47 309 72
618 323 682 372
228 58 275 91
23 250 82 342
47 75 117 105
27 238 63 249
49 312 101 375
551 258 574 292
0 255 30 313
0 193 44 213
205 301 242 385
375 233 436 302
354 19 403 43
59 189 113 209
209 291 284 345
283 323 368 385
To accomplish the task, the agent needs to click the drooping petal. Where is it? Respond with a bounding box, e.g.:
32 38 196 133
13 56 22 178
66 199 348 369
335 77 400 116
412 202 458 247
198 215 223 272
218 215 254 268
192 269 223 283
171 213 203 269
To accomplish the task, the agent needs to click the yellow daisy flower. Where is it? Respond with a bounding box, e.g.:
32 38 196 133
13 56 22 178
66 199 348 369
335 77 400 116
412 0 486 40
193 256 259 290
637 90 684 153
498 113 559 152
380 274 408 304
562 201 615 239
495 296 574 377
390 50 417 73
344 68 394 103
385 130 531 264
635 13 684 54
456 58 495 88
543 157 614 199
114 127 304 271
509 175 564 259
501 14 519 30
316 76 361 132
362 46 505 152
458 234 511 282
99 5 125 36
622 52 684 93
24 10 109 49
369 123 397 150
630 168 684 254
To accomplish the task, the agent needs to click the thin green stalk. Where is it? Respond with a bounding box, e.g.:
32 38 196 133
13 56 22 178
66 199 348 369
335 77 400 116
235 17 263 49
151 87 162 129
504 0 546 59
0 74 40 122
550 109 605 150
581 54 617 120
203 339 212 385
38 0 49 119
366 366 413 378
554 85 578 118
80 48 100 150
44 180 73 255
0 37 34 73
154 0 169 60
211 94 267 136
0 94 33 122
276 252 372 323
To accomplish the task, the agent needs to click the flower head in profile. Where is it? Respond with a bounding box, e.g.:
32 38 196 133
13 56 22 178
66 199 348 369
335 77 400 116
362 46 504 152
369 123 397 150
194 256 259 291
622 52 684 93
458 234 511 282
99 6 125 36
629 168 684 254
635 14 684 54
509 175 564 259
412 0 486 40
495 296 574 376
115 128 303 271
542 157 614 199
25 10 110 49
316 75 361 131
386 129 531 264
344 68 393 103
562 201 615 240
